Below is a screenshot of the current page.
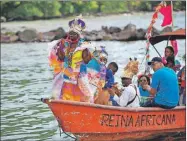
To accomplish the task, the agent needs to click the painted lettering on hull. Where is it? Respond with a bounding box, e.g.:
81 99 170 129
100 114 176 127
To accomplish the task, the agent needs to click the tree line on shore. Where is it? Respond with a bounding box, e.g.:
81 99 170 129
1 1 186 22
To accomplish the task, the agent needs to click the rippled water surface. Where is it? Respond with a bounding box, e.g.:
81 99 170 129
1 12 185 141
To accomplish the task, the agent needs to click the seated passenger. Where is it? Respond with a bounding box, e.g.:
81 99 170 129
178 66 186 106
165 56 175 70
138 75 152 106
110 59 140 108
163 46 181 71
138 75 151 97
177 54 186 106
142 57 179 109
111 73 140 107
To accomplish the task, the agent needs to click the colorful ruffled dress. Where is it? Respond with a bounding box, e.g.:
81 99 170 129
48 38 86 101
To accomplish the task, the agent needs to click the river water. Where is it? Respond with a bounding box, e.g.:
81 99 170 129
1 12 185 141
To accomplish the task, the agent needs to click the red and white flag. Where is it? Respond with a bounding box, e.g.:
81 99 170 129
160 5 172 27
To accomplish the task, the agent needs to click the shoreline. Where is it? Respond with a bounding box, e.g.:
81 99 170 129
1 11 185 23
1 24 174 43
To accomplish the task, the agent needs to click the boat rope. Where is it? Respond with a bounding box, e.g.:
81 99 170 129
58 123 62 137
152 45 162 58
139 49 149 68
56 117 77 140
61 130 77 141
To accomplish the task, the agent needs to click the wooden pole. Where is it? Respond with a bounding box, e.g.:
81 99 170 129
171 1 174 31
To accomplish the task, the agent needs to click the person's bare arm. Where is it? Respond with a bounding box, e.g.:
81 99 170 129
142 84 157 96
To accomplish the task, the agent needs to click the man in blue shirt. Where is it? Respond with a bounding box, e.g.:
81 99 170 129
142 57 179 109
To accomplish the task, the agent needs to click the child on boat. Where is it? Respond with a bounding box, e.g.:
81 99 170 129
104 62 119 106
104 62 118 88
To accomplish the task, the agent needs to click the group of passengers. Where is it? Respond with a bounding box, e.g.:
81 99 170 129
48 16 186 109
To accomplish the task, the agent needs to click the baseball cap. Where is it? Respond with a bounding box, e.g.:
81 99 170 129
148 57 162 65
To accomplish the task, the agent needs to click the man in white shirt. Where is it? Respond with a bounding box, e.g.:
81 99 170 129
112 72 140 108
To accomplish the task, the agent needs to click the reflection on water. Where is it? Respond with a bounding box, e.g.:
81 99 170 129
1 39 185 140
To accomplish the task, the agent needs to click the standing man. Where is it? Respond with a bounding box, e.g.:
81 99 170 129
142 57 179 109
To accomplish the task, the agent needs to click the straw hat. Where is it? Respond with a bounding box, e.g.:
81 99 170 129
121 71 134 79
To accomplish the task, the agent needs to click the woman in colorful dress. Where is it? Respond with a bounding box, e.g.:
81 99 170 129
48 16 88 101
78 45 108 103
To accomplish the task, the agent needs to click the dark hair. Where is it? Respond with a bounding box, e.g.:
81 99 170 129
166 56 175 64
109 62 118 73
166 56 175 68
138 75 150 85
165 46 174 56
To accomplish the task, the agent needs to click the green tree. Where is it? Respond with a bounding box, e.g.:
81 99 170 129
1 1 185 21
1 2 22 17
35 1 61 17
60 2 75 16
100 1 128 14
81 1 99 13
8 2 43 19
173 1 186 11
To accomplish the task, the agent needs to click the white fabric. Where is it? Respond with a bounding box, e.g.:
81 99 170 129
51 73 64 99
113 84 140 108
47 39 60 55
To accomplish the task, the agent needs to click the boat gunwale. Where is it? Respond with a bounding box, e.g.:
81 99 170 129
42 98 186 112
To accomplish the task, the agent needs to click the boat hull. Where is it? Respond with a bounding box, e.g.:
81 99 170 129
42 99 186 141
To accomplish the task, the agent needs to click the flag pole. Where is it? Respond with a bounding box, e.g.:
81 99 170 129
171 1 174 31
